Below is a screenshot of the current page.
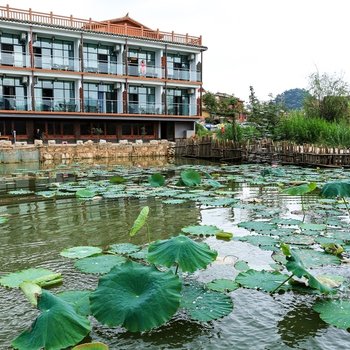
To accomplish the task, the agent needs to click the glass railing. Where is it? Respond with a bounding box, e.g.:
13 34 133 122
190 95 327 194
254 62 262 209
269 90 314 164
128 102 163 114
0 95 28 110
127 63 162 78
33 54 79 71
0 50 28 67
83 59 122 75
35 98 79 112
84 99 119 113
167 103 196 116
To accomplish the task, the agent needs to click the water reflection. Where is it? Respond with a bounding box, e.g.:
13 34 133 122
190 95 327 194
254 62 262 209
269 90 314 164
277 301 328 347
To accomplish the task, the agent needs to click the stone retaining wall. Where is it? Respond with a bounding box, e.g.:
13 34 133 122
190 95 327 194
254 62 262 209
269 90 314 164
0 140 175 163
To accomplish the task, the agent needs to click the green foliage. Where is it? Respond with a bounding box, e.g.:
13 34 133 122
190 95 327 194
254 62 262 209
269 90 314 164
275 88 310 110
76 189 96 198
57 291 91 317
181 224 222 236
90 261 182 332
275 111 350 147
282 182 317 196
195 122 210 137
60 246 102 259
320 181 350 198
148 173 165 187
148 235 217 272
12 290 91 350
206 279 240 292
74 255 126 274
180 170 201 186
72 343 109 350
313 300 350 329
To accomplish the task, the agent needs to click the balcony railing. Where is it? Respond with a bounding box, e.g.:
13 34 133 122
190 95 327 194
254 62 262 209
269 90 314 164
35 98 79 112
0 50 29 67
84 99 119 113
83 59 122 75
166 67 201 82
0 5 202 46
167 103 196 116
128 102 163 114
0 95 28 110
34 54 79 71
127 64 163 79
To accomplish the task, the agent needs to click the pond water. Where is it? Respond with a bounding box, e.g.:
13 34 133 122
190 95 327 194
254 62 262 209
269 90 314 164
0 159 350 349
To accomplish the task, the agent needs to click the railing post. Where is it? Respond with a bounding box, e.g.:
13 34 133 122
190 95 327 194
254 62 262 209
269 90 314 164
141 25 144 36
171 31 174 42
156 29 160 39
29 8 32 21
186 33 188 44
107 20 110 32
199 35 202 45
124 23 128 35
50 11 53 24
70 15 73 27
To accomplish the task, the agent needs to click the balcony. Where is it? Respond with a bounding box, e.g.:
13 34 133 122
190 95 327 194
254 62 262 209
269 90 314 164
0 95 28 110
167 103 196 116
127 64 162 79
83 59 122 75
34 54 78 71
84 99 119 113
35 98 79 112
166 67 201 82
0 50 29 67
128 102 162 114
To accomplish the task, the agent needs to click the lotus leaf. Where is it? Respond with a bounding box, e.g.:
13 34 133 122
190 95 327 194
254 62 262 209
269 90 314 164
235 235 278 251
148 235 217 272
320 181 350 198
202 198 237 207
215 231 233 240
180 170 201 186
181 225 222 236
313 300 350 329
74 255 126 274
271 218 303 226
299 223 326 231
60 246 102 259
20 282 42 307
57 290 91 316
238 221 277 232
260 168 285 177
181 283 233 321
283 248 333 293
72 343 109 350
235 269 290 293
148 173 165 187
234 260 250 272
109 176 126 184
76 189 96 198
293 249 341 268
0 268 60 288
282 182 317 196
205 179 223 188
206 279 240 292
108 243 140 255
12 290 91 350
128 247 148 260
321 243 344 256
0 216 9 224
162 199 187 205
90 261 181 332
129 206 149 236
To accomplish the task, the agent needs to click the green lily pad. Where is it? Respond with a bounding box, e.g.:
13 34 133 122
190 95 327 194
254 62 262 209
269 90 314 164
20 282 42 307
162 199 187 205
294 249 341 268
234 260 250 272
57 290 91 316
148 235 217 272
181 283 233 321
313 300 350 329
206 279 240 292
320 181 350 198
129 206 149 237
238 221 277 232
60 246 102 259
282 182 317 196
181 225 222 236
76 189 96 198
180 170 201 186
202 198 237 207
148 173 165 187
0 268 61 288
72 343 109 350
12 290 91 350
299 223 327 231
235 235 278 251
271 218 303 226
74 255 126 274
108 243 140 255
235 269 290 293
109 176 126 184
0 216 9 224
90 261 181 332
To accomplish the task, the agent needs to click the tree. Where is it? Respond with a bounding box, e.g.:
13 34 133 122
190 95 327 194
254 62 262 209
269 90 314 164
275 88 310 110
304 71 350 121
202 92 217 120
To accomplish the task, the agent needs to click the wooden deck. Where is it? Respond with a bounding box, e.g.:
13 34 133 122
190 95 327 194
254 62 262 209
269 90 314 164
175 137 350 167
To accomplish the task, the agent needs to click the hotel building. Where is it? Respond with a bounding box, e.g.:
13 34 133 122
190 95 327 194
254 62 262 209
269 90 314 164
0 5 206 142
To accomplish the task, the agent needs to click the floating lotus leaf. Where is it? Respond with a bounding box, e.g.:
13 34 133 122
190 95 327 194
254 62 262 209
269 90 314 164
0 216 9 224
313 300 350 329
12 290 91 350
202 198 237 207
315 275 345 288
280 235 315 246
271 218 303 226
234 260 250 272
72 343 109 350
128 247 148 260
20 282 42 307
235 269 290 293
162 199 187 205
108 243 140 255
215 231 233 240
109 176 126 184
148 235 217 272
238 221 277 232
175 193 199 199
282 182 317 196
299 223 326 231
90 261 181 332
76 189 96 198
181 225 222 236
57 290 91 316
148 173 165 187
60 246 102 259
235 235 278 251
260 168 285 177
74 255 126 274
129 206 149 236
293 249 341 268
180 170 201 186
181 283 233 321
206 279 240 292
283 247 333 294
320 181 350 198
205 179 223 188
0 268 61 288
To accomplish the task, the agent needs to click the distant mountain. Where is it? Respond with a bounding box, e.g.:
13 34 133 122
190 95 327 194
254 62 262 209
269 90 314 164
275 88 310 110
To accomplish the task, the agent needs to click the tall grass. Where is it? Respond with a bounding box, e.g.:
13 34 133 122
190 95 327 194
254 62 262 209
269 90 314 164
275 111 350 147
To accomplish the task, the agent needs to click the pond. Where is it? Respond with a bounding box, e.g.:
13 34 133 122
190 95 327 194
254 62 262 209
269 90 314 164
0 159 350 349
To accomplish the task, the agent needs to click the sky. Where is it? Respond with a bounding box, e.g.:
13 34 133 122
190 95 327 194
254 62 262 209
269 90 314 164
4 0 350 101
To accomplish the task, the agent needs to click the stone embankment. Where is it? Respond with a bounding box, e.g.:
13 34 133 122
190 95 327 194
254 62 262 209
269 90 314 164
0 139 175 163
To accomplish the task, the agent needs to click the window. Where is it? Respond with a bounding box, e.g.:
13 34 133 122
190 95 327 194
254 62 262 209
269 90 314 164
83 43 117 74
0 33 26 67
